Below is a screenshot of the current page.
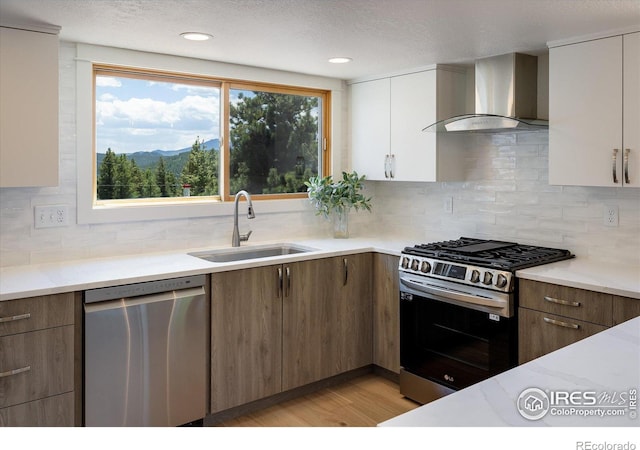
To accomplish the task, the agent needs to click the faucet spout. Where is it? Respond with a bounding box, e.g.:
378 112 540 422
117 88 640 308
232 190 255 247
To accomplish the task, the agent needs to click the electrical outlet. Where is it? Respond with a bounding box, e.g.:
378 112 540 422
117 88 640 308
604 205 619 227
443 197 453 214
34 205 69 229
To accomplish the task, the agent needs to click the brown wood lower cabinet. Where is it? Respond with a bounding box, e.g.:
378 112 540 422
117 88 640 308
518 279 640 365
0 292 76 427
372 253 400 373
211 254 372 414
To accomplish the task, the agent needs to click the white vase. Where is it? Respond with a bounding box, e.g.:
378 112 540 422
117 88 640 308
333 209 349 238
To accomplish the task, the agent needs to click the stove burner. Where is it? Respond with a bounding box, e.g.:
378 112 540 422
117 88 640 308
403 237 573 271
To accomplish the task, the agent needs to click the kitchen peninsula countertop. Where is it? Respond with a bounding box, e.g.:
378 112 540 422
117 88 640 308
1 238 638 301
380 315 640 427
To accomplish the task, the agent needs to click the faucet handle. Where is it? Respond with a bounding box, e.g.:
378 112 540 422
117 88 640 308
240 230 252 242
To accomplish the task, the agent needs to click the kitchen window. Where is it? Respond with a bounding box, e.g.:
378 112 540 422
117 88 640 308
94 66 329 204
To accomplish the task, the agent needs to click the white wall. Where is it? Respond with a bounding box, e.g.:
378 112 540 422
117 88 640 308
1 43 638 268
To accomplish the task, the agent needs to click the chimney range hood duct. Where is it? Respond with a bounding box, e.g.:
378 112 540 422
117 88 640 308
423 53 548 133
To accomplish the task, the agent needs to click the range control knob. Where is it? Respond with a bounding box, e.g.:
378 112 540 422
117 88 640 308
495 274 509 289
470 270 481 283
482 272 493 285
402 257 410 269
411 259 420 271
420 261 431 273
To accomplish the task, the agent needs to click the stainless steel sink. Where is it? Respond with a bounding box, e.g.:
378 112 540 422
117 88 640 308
189 243 316 263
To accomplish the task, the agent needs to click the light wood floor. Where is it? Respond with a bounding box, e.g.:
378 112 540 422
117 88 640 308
219 374 419 427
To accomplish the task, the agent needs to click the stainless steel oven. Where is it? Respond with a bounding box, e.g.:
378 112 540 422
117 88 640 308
398 237 572 404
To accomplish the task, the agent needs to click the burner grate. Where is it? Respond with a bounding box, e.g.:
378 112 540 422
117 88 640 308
404 237 573 271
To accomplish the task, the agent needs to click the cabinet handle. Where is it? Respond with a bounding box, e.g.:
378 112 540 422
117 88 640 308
384 155 390 179
277 267 283 297
543 316 580 330
343 258 348 286
285 266 291 297
543 296 580 307
612 149 619 184
624 148 630 184
0 365 31 378
390 154 395 179
0 312 31 323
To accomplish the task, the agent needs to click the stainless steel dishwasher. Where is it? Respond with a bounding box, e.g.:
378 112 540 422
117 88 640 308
84 275 207 427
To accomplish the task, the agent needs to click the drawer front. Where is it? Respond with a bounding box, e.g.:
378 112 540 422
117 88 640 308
519 279 613 326
0 392 74 427
518 308 608 364
0 326 74 408
0 293 74 337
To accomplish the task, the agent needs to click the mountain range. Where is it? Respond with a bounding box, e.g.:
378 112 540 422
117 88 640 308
97 138 220 174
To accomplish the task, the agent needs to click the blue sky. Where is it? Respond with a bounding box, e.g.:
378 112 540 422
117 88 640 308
95 75 220 154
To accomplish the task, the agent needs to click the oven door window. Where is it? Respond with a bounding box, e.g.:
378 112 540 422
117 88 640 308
401 294 515 391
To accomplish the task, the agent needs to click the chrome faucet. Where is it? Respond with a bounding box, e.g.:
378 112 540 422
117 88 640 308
232 190 255 247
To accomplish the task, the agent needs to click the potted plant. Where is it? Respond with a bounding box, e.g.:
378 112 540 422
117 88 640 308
305 171 372 238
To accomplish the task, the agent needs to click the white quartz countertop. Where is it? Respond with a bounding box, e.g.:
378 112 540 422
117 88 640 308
0 238 412 301
1 238 638 301
380 316 640 427
516 258 640 299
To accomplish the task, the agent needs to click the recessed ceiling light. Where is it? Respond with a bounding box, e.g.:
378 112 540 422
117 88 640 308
328 57 352 64
180 32 213 41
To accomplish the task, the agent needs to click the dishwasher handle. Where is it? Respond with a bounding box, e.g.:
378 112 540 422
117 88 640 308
84 286 205 313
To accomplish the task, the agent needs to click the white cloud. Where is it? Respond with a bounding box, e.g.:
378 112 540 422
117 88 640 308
96 77 122 88
96 93 220 153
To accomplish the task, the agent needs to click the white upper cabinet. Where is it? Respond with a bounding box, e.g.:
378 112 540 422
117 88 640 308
0 26 59 187
549 32 639 187
350 66 467 182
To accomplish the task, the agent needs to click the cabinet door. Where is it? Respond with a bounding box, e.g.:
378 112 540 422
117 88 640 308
549 36 623 186
282 255 372 391
282 258 338 390
390 71 438 182
210 267 282 412
518 308 608 364
351 78 391 181
623 32 640 187
335 253 373 373
0 326 74 409
373 254 400 373
0 27 59 187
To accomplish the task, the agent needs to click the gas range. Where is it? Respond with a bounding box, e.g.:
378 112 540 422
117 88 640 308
400 237 574 294
398 237 573 404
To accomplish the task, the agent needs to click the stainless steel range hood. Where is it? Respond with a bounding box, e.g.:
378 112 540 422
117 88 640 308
423 53 548 133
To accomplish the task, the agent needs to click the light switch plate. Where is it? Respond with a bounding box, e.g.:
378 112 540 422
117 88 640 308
35 205 69 228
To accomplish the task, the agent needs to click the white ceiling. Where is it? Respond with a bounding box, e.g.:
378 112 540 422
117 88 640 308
1 0 639 80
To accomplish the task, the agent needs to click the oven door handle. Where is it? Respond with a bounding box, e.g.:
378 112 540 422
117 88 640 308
400 276 507 310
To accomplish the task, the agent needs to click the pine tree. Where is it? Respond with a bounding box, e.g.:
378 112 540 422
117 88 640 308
97 148 117 200
156 157 171 197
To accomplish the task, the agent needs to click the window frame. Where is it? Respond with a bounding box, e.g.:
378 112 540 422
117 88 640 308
76 44 340 225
